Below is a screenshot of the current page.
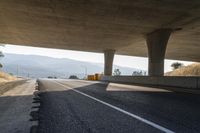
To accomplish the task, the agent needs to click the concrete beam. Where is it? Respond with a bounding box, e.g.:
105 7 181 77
104 50 115 76
0 1 200 62
146 29 173 76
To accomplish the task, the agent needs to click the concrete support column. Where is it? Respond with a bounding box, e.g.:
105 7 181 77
146 29 172 76
104 49 115 76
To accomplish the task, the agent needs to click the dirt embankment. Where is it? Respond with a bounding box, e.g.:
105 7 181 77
0 80 27 95
0 71 18 83
165 63 200 76
0 71 26 95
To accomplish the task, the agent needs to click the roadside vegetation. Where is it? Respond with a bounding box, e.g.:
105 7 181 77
165 63 200 76
171 62 184 70
0 45 18 84
113 68 121 76
69 75 79 79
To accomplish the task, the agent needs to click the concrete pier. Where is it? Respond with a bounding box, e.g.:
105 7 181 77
146 29 172 76
104 50 115 76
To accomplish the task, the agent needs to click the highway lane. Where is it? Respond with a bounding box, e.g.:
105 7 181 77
37 79 200 133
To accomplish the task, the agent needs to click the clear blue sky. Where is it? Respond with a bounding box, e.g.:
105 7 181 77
1 44 194 72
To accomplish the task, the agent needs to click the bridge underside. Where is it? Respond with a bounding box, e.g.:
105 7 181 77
0 0 200 62
0 0 200 76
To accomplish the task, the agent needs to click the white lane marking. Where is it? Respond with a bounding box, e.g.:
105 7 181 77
54 81 175 133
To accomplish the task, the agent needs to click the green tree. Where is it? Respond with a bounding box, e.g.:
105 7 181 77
171 62 184 70
113 68 121 76
69 75 79 79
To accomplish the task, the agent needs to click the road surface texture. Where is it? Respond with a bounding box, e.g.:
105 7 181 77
0 80 36 133
37 79 200 133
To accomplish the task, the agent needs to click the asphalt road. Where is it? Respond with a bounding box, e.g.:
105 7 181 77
37 79 200 133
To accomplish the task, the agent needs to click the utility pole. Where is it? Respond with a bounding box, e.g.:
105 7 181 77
17 64 19 76
81 65 87 79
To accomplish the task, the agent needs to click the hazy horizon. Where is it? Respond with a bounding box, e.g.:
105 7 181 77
1 44 195 72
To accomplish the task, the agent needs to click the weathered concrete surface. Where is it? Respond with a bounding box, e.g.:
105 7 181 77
0 80 36 133
0 0 199 61
101 76 200 90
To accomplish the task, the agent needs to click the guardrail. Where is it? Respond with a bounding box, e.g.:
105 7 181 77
101 76 200 89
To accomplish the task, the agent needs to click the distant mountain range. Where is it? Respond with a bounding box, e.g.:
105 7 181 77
1 53 144 78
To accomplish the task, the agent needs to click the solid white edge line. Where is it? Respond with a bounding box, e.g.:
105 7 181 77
54 81 175 133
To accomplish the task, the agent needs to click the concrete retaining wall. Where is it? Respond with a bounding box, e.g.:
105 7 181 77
101 76 200 89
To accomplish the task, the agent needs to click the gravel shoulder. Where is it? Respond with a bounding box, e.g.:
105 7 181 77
0 80 36 133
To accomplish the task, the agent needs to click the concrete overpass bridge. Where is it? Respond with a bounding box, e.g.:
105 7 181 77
1 2 200 132
0 0 200 76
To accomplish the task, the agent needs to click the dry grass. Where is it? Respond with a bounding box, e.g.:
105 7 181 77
165 63 200 76
0 71 17 83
